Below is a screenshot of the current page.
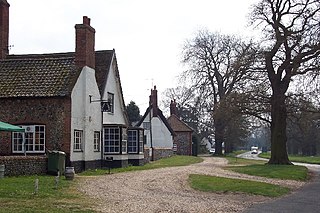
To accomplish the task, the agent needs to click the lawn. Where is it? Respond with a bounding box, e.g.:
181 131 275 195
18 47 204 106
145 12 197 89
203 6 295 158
259 152 320 164
0 175 94 213
227 164 308 181
225 155 266 165
80 155 203 176
189 174 290 197
189 152 308 198
225 152 309 181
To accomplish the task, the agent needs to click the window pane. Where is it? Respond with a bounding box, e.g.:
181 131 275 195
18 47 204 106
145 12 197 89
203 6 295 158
103 127 120 153
74 130 83 151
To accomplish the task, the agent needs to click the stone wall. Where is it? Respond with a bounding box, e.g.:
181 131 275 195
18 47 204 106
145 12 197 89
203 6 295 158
153 148 173 161
174 132 192 156
143 147 150 164
0 156 47 176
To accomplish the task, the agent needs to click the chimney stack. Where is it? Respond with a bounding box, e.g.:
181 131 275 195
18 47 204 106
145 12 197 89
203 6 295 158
170 99 178 116
0 0 9 59
150 86 158 117
75 16 95 69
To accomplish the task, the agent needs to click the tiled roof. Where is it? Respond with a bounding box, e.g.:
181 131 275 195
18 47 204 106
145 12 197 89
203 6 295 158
95 50 114 95
0 51 116 98
0 53 79 98
167 114 193 132
136 105 175 136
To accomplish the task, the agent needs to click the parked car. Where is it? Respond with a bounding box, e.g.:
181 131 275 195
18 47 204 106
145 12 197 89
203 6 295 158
209 149 215 154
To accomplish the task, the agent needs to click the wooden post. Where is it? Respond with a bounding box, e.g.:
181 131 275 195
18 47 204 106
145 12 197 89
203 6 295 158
34 178 39 195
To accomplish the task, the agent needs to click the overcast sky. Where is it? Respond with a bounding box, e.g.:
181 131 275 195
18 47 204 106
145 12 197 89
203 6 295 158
8 0 258 111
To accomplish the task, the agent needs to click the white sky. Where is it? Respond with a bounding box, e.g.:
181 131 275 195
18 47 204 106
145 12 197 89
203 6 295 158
8 0 258 111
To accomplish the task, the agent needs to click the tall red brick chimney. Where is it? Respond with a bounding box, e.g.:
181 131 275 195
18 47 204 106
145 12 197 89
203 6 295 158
0 0 9 59
149 86 158 117
75 16 95 69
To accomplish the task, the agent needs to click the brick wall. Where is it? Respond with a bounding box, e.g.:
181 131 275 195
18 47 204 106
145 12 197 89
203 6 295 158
0 156 47 176
0 97 72 156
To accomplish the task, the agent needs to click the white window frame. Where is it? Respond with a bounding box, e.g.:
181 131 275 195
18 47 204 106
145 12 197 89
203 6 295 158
12 125 46 154
128 130 138 153
103 127 120 154
122 127 127 154
139 129 144 154
94 131 100 152
128 129 144 154
74 130 83 152
103 126 128 154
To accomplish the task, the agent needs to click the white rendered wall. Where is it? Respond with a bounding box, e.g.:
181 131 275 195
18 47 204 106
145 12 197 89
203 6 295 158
151 117 173 148
140 109 173 149
71 66 102 162
102 59 127 125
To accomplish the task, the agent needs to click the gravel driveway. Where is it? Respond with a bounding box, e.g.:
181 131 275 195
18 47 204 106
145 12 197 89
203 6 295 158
79 157 305 213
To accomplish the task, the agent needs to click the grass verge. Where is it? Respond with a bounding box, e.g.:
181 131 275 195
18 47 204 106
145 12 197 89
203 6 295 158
259 152 320 164
227 164 308 181
0 175 94 213
189 174 290 197
80 155 203 176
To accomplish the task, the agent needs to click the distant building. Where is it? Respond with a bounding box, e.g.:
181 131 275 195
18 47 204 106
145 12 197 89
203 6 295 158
167 100 193 155
136 86 174 161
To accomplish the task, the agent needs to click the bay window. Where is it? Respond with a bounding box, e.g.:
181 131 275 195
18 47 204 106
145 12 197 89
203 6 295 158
127 128 144 154
103 126 127 154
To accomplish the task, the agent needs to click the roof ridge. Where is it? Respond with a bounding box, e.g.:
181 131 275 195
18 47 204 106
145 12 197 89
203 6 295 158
5 52 75 60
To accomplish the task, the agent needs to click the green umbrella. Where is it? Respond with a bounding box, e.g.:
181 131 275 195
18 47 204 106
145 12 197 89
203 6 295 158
0 121 25 132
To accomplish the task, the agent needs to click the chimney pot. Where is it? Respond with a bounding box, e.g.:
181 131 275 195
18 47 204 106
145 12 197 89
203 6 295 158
83 16 90 25
170 99 178 116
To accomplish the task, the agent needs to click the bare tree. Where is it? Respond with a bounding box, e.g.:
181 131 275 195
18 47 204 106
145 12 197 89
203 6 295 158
250 0 320 164
161 86 213 137
182 30 258 155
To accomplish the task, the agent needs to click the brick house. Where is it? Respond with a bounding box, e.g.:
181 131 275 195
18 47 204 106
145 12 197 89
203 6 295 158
0 0 133 172
136 86 174 161
167 100 193 156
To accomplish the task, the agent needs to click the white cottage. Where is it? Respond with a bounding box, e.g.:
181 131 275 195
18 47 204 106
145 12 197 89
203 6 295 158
0 3 132 173
136 86 174 161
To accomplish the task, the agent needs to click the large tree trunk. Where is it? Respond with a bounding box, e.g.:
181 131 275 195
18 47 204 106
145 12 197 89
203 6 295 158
224 141 232 154
214 118 224 155
268 92 292 165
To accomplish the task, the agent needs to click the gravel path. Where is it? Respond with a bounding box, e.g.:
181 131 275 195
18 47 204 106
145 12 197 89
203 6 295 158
79 157 305 213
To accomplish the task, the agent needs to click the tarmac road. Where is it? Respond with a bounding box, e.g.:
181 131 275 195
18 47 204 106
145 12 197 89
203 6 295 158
239 152 320 213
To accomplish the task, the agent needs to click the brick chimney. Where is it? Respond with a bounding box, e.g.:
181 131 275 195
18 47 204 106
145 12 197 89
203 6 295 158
0 0 9 59
149 86 158 117
170 99 178 116
75 16 95 69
